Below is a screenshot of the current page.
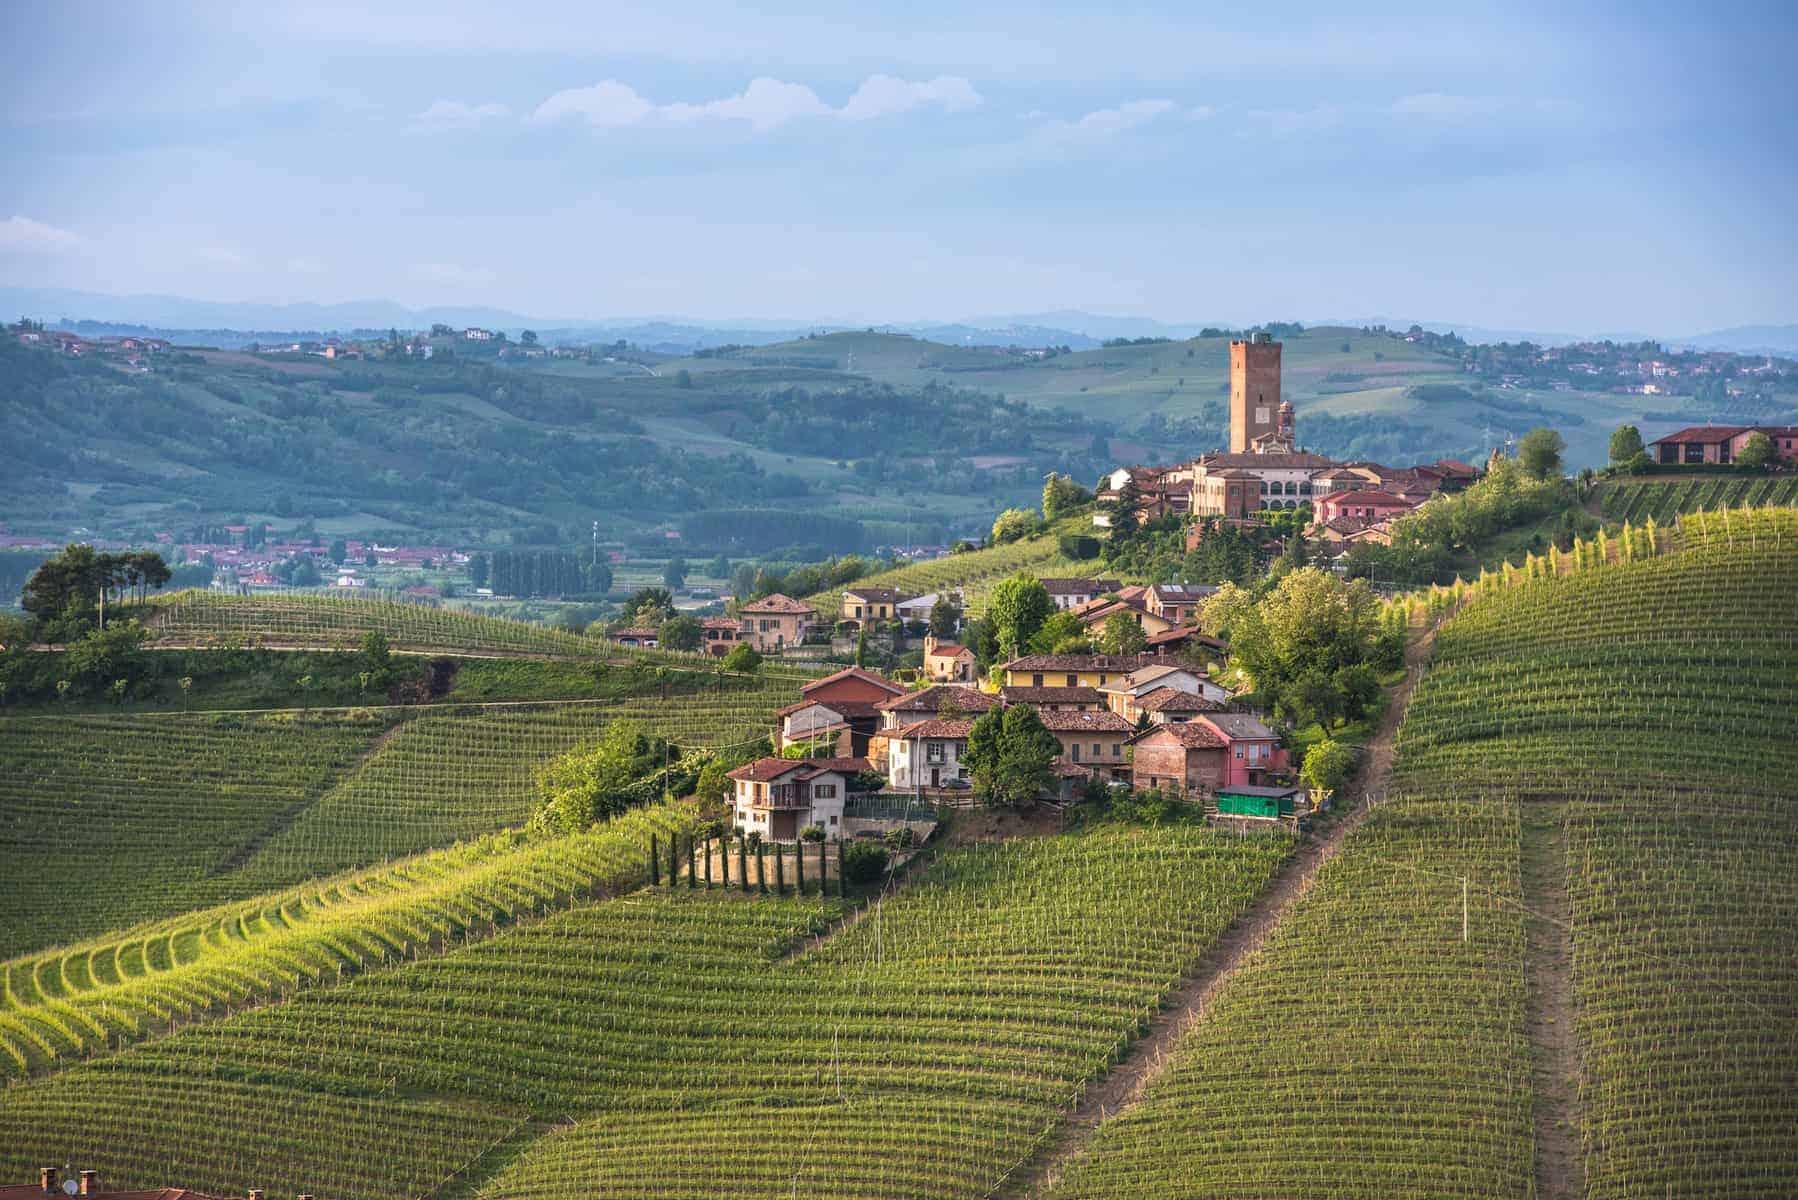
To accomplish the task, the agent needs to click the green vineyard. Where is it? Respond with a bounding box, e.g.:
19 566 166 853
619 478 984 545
1597 474 1798 524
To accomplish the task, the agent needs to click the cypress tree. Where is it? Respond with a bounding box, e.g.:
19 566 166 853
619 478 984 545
738 841 750 893
775 843 786 895
687 836 697 889
649 834 660 887
795 842 806 895
756 844 767 895
669 833 681 885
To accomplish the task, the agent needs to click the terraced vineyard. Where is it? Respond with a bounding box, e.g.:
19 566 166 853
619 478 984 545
142 589 819 678
802 522 1112 617
1598 475 1798 524
1047 506 1798 1199
0 711 392 958
0 826 1293 1198
0 804 693 1078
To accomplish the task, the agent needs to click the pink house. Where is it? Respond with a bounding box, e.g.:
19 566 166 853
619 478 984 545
1194 712 1290 787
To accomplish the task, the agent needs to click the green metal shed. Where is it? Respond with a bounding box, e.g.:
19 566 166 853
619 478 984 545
1216 785 1303 819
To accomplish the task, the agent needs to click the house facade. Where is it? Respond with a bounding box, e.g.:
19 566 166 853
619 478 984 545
921 635 978 682
701 617 745 656
727 757 863 842
841 586 909 624
1129 722 1228 792
998 685 1105 712
1000 653 1159 690
874 685 999 731
739 593 816 652
1039 578 1122 610
1038 709 1136 779
1196 712 1290 786
1647 425 1798 465
886 718 975 791
1099 664 1231 721
1311 490 1417 525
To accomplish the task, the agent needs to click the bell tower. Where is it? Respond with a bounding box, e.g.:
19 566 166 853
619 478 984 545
1229 333 1282 453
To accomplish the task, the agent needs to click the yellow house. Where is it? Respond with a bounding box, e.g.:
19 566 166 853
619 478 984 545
999 653 1158 690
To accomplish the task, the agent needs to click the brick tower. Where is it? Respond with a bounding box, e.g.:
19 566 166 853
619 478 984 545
1229 333 1282 453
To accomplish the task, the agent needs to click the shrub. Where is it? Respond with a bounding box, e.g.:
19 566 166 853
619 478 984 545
1058 534 1101 560
799 824 825 843
842 841 889 884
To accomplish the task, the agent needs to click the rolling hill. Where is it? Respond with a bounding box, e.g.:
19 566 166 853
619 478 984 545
0 511 1792 1197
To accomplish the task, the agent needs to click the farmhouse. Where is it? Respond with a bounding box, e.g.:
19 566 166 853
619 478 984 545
611 626 658 648
739 592 816 652
1038 709 1136 779
700 617 745 656
921 634 978 682
1134 686 1225 723
1121 721 1228 793
841 585 909 624
1647 425 1798 465
1197 712 1290 786
1099 664 1231 721
1000 653 1160 690
778 666 905 755
727 756 866 842
886 717 975 791
874 684 999 731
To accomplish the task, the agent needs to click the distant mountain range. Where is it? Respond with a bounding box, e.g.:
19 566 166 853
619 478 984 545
3 285 1792 357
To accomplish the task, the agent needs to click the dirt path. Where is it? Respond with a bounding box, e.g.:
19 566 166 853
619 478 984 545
1520 803 1585 1200
996 626 1437 1199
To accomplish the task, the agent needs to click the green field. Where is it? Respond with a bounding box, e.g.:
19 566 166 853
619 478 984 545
1597 474 1798 525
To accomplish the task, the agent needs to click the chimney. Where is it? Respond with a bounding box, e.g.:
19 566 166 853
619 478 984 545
39 1169 57 1195
78 1171 98 1196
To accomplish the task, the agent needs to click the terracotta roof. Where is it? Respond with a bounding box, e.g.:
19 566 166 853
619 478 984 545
702 617 742 630
999 685 1105 704
1144 626 1226 650
1130 722 1227 749
1434 458 1480 477
1136 686 1223 713
893 717 977 739
801 666 906 697
874 685 1000 713
1647 424 1774 444
1038 577 1121 594
1035 709 1135 733
727 757 810 783
843 586 909 602
740 592 814 614
1319 490 1415 510
1204 467 1262 480
926 641 975 659
800 756 872 776
1149 583 1216 601
612 626 659 638
1201 712 1278 741
777 698 884 719
1002 653 1159 673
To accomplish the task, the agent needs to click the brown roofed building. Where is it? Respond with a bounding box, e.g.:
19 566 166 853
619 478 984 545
1129 721 1229 793
1036 708 1135 778
1038 578 1123 609
840 586 910 624
999 685 1106 711
921 634 978 682
875 685 1000 730
726 756 867 841
738 592 817 652
1000 653 1160 689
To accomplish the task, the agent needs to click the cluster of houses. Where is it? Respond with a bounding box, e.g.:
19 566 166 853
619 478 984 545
13 327 172 371
727 639 1296 841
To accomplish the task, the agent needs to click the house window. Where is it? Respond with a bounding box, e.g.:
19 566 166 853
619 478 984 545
813 784 837 799
1112 743 1122 758
926 744 945 764
1071 743 1081 762
1092 742 1102 757
1032 673 1044 687
1234 747 1244 759
829 815 838 825
1065 674 1078 687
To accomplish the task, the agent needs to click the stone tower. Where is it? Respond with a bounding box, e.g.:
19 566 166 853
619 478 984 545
1229 333 1282 453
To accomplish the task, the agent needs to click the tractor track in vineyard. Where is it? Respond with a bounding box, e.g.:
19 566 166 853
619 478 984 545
1520 802 1585 1200
994 623 1438 1199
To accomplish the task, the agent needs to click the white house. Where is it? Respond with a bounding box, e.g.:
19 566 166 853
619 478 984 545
886 717 975 791
1100 664 1231 721
895 590 960 626
726 756 864 842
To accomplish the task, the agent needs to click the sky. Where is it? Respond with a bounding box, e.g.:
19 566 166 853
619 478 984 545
1 0 1794 334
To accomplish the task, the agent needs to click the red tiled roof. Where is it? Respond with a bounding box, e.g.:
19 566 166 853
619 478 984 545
892 718 977 739
926 641 975 659
1196 451 1336 470
874 686 1000 713
726 757 809 782
740 592 814 614
1434 458 1480 477
1646 425 1798 445
1002 653 1159 673
1035 709 1135 733
612 626 659 638
1136 686 1223 713
802 666 906 697
999 685 1105 704
798 756 872 777
1144 626 1226 650
702 617 742 630
1130 722 1227 749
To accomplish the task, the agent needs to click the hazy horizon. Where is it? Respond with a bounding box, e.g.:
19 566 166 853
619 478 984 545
3 1 1795 332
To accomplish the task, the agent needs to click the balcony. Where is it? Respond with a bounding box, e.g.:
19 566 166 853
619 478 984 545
753 783 811 809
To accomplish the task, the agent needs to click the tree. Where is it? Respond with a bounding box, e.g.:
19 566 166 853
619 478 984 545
1301 738 1357 794
1608 424 1645 466
658 614 702 651
1517 427 1566 481
928 594 962 638
841 841 890 885
962 705 1062 809
520 329 539 346
1096 611 1146 655
364 551 377 568
662 557 688 590
328 539 348 566
721 644 762 673
360 629 393 685
1029 609 1091 655
990 508 1039 544
624 587 674 626
469 553 490 588
986 573 1054 660
707 553 730 579
1736 431 1774 470
532 722 664 833
675 369 694 389
1042 473 1092 520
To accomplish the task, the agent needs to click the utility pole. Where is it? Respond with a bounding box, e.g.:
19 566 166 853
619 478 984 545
1462 876 1469 943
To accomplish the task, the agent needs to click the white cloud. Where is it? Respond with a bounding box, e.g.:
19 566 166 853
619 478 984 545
663 78 832 131
0 215 83 254
1068 98 1175 136
532 81 654 127
533 74 981 133
413 99 511 129
839 74 981 121
414 261 496 287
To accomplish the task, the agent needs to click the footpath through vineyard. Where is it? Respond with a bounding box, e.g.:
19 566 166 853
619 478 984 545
1521 804 1583 1200
998 620 1438 1199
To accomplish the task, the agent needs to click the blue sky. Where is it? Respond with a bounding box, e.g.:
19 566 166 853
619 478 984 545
1 1 1793 333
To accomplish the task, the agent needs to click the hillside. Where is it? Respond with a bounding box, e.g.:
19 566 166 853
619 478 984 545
1043 509 1798 1198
